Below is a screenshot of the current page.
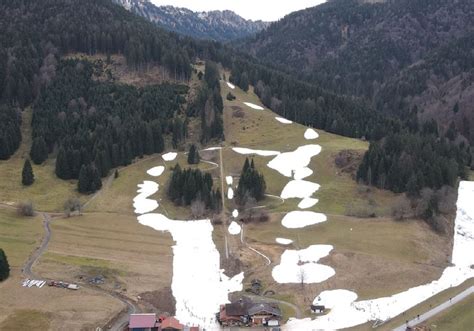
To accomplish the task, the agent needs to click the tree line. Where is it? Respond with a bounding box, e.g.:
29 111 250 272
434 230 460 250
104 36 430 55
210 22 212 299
187 61 224 143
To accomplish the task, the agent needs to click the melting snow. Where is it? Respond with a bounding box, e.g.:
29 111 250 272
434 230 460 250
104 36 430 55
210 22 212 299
232 209 239 218
227 187 234 200
285 181 474 330
228 221 241 235
226 176 233 185
138 213 244 328
227 82 235 89
304 128 319 140
162 152 177 161
276 238 293 245
272 245 335 284
243 102 264 110
202 147 222 151
267 145 321 178
275 117 293 124
232 147 280 157
147 166 165 177
298 198 319 209
280 180 320 200
282 211 327 229
133 181 159 214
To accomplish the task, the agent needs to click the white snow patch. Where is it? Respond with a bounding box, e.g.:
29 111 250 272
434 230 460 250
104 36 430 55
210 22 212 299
281 180 320 200
298 198 319 209
162 152 177 161
285 181 474 330
272 245 335 284
227 187 234 200
232 147 280 157
304 128 319 140
147 166 165 177
226 176 233 185
314 289 358 309
293 167 313 180
243 102 264 110
275 117 293 124
228 221 241 235
232 209 239 218
133 181 159 214
267 145 321 179
276 238 293 245
227 82 235 89
202 147 222 151
282 211 327 229
138 213 244 328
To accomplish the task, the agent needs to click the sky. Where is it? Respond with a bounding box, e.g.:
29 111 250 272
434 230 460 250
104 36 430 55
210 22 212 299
150 0 326 21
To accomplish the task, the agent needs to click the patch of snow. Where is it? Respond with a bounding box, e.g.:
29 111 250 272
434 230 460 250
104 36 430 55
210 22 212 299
202 147 222 151
138 213 244 329
298 198 319 209
147 166 165 177
228 221 241 235
243 102 264 110
280 180 320 200
232 209 239 218
226 176 233 185
313 289 358 309
281 211 327 229
275 117 293 124
304 128 319 140
293 167 313 180
133 181 159 214
276 238 293 245
227 187 234 200
227 82 235 89
162 152 177 161
272 245 335 284
232 147 280 157
285 181 474 330
267 145 321 178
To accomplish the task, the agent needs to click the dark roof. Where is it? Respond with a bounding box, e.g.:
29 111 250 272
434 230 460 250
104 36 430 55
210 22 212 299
248 303 282 317
129 314 158 328
225 297 253 316
311 305 325 310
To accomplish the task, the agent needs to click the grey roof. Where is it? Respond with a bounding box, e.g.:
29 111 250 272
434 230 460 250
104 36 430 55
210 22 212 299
248 303 282 317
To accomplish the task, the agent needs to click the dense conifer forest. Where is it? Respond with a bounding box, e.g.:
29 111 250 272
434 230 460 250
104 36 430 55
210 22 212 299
236 158 266 205
31 59 187 189
167 164 222 213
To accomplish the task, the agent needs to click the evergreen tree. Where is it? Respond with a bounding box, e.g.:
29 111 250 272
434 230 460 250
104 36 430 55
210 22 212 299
21 159 34 186
56 147 71 180
30 136 48 165
0 248 10 282
236 158 266 205
187 144 200 164
240 72 250 92
78 165 90 194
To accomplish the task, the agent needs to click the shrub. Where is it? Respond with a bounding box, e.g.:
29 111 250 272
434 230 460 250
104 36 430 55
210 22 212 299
17 201 35 217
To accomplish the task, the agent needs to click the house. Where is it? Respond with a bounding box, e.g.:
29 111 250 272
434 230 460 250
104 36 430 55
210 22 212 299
160 316 184 331
217 297 281 327
248 303 282 326
218 297 253 326
129 314 159 331
310 305 326 314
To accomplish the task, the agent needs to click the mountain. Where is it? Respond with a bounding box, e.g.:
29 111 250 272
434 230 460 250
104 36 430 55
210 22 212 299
243 0 474 141
113 0 270 42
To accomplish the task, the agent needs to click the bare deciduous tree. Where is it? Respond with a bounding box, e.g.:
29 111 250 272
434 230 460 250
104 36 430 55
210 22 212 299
64 198 82 217
297 267 306 289
17 201 35 217
191 199 206 219
391 195 413 221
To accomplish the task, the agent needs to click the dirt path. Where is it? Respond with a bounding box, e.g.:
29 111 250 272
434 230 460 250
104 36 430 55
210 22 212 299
20 212 139 331
393 286 474 331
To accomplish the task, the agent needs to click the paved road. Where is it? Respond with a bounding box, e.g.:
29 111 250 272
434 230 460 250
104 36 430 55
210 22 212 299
22 213 52 279
393 286 474 331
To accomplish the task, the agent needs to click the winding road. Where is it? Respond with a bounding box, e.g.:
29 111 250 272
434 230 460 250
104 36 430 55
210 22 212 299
19 211 139 331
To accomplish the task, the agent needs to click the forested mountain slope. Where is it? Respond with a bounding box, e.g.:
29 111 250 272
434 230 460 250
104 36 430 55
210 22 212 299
114 0 269 42
244 0 474 136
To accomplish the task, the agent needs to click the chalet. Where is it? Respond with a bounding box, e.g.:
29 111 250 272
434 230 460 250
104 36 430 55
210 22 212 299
248 303 282 326
160 316 183 331
310 305 326 314
217 297 281 327
129 314 159 331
